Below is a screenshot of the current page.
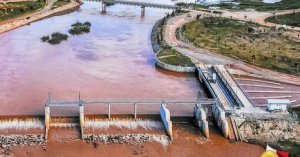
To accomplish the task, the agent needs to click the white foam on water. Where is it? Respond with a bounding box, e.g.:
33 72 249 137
85 118 164 130
0 119 44 130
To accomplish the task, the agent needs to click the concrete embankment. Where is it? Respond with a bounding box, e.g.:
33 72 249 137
151 18 196 73
0 0 82 34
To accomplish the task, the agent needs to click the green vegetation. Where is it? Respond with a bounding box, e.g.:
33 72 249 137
105 1 115 6
265 12 300 27
157 48 195 67
41 21 92 45
182 17 300 76
270 140 300 157
51 0 70 10
291 106 300 122
0 0 46 22
194 0 300 12
69 21 92 35
41 32 68 45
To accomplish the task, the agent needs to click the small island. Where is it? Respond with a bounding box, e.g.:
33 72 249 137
41 32 68 45
69 21 92 35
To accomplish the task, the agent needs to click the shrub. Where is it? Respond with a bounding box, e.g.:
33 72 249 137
69 21 92 35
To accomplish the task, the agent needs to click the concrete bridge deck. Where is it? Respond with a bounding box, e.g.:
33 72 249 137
83 0 178 9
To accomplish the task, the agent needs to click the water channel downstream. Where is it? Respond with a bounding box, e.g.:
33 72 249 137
0 0 203 116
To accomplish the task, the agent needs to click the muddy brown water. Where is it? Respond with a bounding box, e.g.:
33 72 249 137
0 2 267 156
0 0 206 116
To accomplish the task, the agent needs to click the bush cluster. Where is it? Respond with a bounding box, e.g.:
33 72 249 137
69 21 92 35
41 32 68 45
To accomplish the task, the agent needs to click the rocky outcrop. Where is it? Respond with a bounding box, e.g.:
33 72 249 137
237 118 300 142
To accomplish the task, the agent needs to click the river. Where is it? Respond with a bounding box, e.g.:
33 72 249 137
0 0 203 116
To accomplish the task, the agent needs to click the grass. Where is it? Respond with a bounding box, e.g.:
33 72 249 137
69 21 91 35
194 0 300 12
182 17 300 76
51 0 70 10
269 140 300 157
291 106 300 122
0 0 46 22
41 32 68 45
265 12 300 27
157 48 195 67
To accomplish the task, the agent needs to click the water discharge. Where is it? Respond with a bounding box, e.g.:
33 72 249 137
0 0 201 116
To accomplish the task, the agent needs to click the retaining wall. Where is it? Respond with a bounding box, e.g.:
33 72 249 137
155 51 196 73
151 19 164 53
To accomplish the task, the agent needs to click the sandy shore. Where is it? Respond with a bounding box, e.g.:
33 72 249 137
0 0 82 34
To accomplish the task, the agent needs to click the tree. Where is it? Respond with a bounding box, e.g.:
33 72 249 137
216 36 221 49
295 63 299 74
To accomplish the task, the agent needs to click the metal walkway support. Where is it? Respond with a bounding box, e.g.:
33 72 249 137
134 103 137 120
108 103 111 119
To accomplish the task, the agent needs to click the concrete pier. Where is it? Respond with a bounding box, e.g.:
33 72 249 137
45 106 50 139
102 2 106 12
141 6 145 16
108 103 111 119
160 103 172 140
212 103 229 138
194 104 209 138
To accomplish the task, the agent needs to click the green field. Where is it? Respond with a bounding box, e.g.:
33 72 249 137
0 0 46 22
194 0 300 12
182 17 300 76
270 140 300 157
51 0 70 10
265 12 300 27
157 48 195 67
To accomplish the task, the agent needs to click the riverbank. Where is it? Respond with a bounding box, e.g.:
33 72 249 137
0 0 82 34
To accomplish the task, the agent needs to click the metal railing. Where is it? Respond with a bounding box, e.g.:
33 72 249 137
83 0 178 9
46 99 216 107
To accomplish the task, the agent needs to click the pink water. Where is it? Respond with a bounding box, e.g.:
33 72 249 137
0 1 203 116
